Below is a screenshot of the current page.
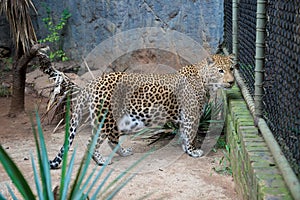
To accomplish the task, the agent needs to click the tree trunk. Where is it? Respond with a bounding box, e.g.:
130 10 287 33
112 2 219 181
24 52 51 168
8 44 46 117
8 62 27 117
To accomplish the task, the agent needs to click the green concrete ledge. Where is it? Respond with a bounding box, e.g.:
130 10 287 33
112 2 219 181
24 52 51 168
224 86 293 200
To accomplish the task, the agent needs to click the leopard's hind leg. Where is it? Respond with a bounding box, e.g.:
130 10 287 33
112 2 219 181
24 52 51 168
107 129 134 157
89 112 113 165
107 114 135 157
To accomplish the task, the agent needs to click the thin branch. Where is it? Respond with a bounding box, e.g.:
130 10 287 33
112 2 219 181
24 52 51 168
82 57 95 79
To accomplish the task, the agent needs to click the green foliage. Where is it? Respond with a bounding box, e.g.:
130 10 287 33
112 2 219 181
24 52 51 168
49 49 69 62
39 6 71 62
198 101 224 134
1 57 13 71
200 101 232 175
144 122 179 146
213 145 232 176
0 146 36 199
0 85 11 97
214 135 227 150
144 100 225 145
0 100 147 199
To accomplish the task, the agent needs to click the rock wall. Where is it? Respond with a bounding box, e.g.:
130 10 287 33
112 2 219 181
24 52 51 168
0 16 12 57
0 0 224 61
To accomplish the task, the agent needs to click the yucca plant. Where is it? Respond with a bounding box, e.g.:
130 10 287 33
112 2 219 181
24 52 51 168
0 100 149 200
198 100 225 132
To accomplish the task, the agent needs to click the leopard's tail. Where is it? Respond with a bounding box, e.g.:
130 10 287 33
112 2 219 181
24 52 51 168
49 146 66 169
49 87 90 169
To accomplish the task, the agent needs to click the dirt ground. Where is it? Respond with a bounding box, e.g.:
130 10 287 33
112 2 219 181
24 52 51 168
0 93 239 200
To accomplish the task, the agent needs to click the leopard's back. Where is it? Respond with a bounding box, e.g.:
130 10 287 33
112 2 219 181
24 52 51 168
49 54 235 169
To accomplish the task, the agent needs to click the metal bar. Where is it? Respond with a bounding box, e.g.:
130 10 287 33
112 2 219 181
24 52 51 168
254 0 266 118
232 0 239 65
254 1 300 198
233 65 300 200
258 119 300 200
233 69 255 116
226 0 300 198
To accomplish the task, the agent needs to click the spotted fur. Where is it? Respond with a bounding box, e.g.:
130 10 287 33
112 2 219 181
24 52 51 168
49 54 234 169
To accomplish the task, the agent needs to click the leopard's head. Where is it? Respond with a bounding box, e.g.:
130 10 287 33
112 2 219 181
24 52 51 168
204 54 235 90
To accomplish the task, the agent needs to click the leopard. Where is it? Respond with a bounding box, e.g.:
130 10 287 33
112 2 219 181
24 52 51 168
49 54 234 169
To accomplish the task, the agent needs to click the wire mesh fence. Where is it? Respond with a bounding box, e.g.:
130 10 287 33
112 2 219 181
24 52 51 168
237 0 256 96
264 0 300 179
224 1 232 53
224 0 300 179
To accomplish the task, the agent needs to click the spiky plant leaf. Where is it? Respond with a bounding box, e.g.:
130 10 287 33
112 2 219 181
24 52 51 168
98 148 154 199
1 97 150 199
59 95 71 199
32 112 54 200
6 184 18 200
0 145 35 199
0 192 6 200
83 140 125 199
30 152 43 200
89 169 114 200
60 147 77 199
68 112 107 200
104 175 135 200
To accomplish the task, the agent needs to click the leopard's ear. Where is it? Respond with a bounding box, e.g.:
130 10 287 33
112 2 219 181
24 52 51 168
228 54 239 69
206 56 214 65
228 54 235 61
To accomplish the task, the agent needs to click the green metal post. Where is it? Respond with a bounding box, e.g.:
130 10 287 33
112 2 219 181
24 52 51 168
254 0 266 118
258 119 300 200
232 0 239 66
230 0 300 199
254 1 300 199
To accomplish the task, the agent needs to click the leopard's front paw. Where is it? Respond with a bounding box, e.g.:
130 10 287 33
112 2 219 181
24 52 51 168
184 146 204 158
108 141 133 157
92 151 112 165
189 149 204 157
117 147 133 157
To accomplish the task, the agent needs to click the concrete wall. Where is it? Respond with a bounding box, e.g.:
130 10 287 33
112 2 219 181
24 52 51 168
0 0 224 61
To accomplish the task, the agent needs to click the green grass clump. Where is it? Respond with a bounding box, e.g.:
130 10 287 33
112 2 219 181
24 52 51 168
212 144 232 176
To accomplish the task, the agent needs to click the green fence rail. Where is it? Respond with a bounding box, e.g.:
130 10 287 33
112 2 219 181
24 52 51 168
224 1 300 199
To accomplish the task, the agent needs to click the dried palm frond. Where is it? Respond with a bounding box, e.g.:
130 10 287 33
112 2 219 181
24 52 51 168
0 0 37 55
37 49 81 124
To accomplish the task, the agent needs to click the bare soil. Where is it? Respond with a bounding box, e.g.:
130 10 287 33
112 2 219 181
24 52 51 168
0 94 239 200
0 61 238 199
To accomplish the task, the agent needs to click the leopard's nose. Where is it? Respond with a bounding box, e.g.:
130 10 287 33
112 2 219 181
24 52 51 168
228 80 235 86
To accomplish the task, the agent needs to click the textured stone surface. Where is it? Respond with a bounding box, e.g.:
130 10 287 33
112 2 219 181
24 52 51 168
0 0 224 61
0 16 12 51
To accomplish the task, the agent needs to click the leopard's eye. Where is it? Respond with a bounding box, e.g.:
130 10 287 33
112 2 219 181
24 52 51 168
230 67 234 71
219 69 224 73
